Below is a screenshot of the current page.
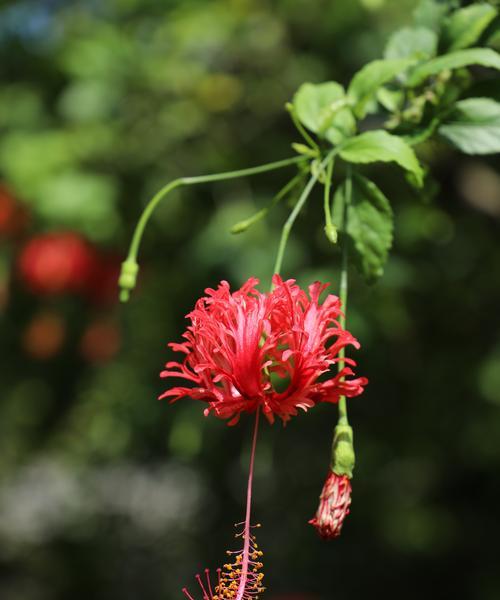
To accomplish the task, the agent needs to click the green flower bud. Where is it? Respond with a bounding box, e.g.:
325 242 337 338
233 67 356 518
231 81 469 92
118 259 139 303
331 423 355 478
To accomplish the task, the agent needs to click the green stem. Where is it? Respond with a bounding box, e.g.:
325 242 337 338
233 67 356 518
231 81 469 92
286 103 321 153
129 155 307 262
272 149 337 279
323 158 337 244
230 172 304 234
338 166 352 426
120 155 308 302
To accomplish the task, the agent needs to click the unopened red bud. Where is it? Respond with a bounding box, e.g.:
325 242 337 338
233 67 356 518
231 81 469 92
309 471 351 539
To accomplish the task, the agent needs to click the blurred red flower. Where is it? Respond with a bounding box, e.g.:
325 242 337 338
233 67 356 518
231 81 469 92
18 232 96 296
309 471 352 539
160 276 367 425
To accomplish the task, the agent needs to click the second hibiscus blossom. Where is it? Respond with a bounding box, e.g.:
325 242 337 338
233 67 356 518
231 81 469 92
160 275 367 425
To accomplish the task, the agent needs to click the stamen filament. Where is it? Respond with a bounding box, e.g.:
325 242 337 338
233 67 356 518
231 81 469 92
196 573 210 600
205 569 214 597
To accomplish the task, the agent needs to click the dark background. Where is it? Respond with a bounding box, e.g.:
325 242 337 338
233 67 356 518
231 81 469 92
1 1 500 599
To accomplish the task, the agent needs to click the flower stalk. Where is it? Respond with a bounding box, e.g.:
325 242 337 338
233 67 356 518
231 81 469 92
323 158 337 244
310 166 357 540
230 172 304 235
337 168 352 427
272 148 337 278
119 155 308 302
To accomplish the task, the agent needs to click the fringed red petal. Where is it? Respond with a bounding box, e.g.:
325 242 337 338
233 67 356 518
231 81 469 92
160 276 367 424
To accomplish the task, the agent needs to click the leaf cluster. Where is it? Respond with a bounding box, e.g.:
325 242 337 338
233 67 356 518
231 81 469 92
289 0 500 282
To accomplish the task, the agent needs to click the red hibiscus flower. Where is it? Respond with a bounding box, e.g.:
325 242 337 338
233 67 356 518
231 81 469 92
160 275 367 425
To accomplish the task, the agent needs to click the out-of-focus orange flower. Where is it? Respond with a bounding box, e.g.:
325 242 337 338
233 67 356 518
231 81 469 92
79 316 121 364
22 311 66 360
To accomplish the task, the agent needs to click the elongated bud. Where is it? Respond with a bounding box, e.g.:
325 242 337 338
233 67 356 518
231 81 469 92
230 219 252 234
309 423 355 539
229 208 267 234
309 471 352 539
324 222 338 244
331 423 355 478
118 259 139 303
291 142 318 158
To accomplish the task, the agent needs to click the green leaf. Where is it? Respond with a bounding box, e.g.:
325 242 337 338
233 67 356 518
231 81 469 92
293 82 344 131
292 82 355 144
348 58 416 118
377 87 404 113
407 48 500 87
339 130 424 186
413 0 450 33
438 97 500 154
333 174 393 282
325 108 357 145
384 27 438 61
442 4 497 52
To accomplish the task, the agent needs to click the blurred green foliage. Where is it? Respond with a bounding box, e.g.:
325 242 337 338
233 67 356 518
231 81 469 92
1 1 500 599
